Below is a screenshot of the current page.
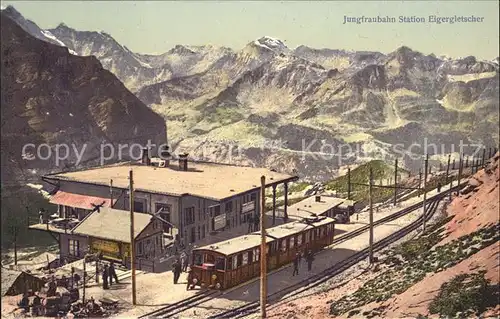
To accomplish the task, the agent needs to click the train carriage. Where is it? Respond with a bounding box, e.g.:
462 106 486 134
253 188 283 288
191 216 335 290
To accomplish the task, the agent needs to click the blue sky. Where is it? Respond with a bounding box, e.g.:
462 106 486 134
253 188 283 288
1 1 498 59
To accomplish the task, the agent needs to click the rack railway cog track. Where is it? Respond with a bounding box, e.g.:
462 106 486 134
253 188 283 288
141 185 460 319
138 290 220 318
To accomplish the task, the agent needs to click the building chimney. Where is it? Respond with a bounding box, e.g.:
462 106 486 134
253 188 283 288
178 153 189 171
141 148 151 166
315 195 321 202
160 146 172 167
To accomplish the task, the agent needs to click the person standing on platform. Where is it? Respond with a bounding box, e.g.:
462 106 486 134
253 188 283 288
109 262 119 285
186 267 194 290
306 250 314 271
102 265 109 290
292 253 300 276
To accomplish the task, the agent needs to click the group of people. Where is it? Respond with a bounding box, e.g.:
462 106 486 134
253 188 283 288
101 262 119 290
17 292 44 316
172 250 197 290
292 249 315 276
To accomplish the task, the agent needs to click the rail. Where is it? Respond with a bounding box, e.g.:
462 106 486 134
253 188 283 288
140 184 462 319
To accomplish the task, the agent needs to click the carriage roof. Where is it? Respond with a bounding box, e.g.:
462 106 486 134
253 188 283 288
193 217 335 256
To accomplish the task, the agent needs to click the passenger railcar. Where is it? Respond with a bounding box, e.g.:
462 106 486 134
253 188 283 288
190 216 335 290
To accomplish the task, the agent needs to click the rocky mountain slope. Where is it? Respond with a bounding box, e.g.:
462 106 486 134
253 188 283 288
4 6 498 181
1 12 167 184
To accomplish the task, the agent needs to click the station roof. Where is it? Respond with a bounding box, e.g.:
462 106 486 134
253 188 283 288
72 207 152 243
44 161 297 201
287 195 347 219
193 216 335 256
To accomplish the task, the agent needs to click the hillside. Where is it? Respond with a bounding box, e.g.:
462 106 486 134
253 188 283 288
0 12 167 247
267 153 500 318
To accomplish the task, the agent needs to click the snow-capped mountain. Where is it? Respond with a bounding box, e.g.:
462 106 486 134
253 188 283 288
0 6 77 55
4 5 499 179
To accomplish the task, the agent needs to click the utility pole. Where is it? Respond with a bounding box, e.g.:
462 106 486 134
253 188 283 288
393 158 398 206
465 156 469 168
422 154 429 232
418 168 422 197
83 254 87 303
457 154 463 195
260 176 267 318
13 226 18 265
445 154 451 186
110 179 114 208
129 170 137 305
369 168 374 264
347 167 351 200
272 185 276 226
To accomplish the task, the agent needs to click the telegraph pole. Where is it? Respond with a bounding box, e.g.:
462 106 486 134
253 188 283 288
393 158 398 206
422 154 429 232
110 179 114 208
445 154 451 187
369 168 374 264
457 154 463 195
347 167 351 200
260 176 267 318
129 170 137 305
13 226 18 265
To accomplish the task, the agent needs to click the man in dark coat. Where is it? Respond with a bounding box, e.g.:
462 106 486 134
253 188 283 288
292 253 300 276
306 250 314 271
18 293 29 313
186 267 194 290
31 292 42 316
109 262 119 285
102 265 109 289
172 259 181 284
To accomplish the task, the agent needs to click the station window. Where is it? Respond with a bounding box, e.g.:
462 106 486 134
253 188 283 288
68 239 79 257
242 252 248 266
216 257 225 270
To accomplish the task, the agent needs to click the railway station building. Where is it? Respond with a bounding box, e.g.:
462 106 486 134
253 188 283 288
29 153 298 271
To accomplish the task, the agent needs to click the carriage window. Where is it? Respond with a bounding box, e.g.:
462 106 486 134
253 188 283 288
290 236 295 249
194 253 203 266
297 234 302 246
253 248 260 262
237 254 243 267
242 252 249 266
305 231 310 243
248 250 253 263
206 254 215 264
232 256 238 269
227 257 233 270
281 239 287 252
266 245 270 254
215 257 225 270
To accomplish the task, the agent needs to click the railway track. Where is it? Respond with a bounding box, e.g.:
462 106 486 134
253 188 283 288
207 187 456 319
141 185 460 319
138 290 220 318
